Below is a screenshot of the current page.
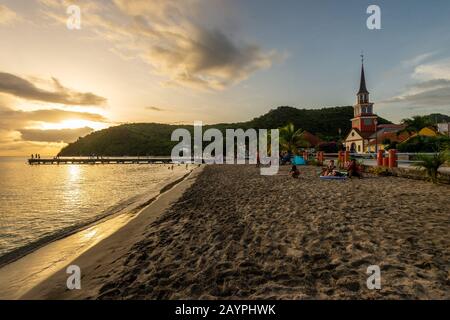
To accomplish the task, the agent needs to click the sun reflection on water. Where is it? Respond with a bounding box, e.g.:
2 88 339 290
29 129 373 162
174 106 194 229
68 165 81 181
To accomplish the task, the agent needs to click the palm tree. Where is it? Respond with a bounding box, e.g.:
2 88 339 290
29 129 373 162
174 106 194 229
415 150 449 183
279 123 308 153
397 115 434 137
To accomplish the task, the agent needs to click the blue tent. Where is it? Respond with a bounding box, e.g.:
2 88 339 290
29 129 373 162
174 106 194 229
292 155 306 165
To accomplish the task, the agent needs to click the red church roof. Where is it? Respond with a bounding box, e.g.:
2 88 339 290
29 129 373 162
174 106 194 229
301 131 322 147
369 131 411 145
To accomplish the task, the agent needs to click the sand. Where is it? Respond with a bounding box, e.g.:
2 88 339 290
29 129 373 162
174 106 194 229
22 165 450 299
6 166 202 300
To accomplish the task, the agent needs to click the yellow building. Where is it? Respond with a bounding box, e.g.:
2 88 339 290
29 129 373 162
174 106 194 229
417 127 438 137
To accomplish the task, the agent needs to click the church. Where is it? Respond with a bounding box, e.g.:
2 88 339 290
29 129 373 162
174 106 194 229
344 59 378 153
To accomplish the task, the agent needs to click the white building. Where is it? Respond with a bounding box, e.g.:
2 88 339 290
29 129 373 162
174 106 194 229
437 122 450 136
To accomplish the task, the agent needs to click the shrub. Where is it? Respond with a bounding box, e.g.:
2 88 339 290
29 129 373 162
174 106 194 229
415 150 449 183
398 135 450 153
369 166 392 176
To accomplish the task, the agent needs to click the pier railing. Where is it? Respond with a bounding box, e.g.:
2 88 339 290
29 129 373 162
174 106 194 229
27 156 192 165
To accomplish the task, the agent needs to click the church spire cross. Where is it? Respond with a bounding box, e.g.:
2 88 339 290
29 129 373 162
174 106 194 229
358 53 369 95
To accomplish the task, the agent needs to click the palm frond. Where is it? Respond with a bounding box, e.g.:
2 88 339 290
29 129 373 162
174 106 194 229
414 150 449 183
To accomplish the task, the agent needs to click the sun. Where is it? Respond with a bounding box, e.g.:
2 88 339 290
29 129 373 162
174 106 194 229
38 119 109 131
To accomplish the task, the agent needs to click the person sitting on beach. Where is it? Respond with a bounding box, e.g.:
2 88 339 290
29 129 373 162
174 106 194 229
321 160 336 176
280 151 291 165
289 165 300 178
347 159 362 179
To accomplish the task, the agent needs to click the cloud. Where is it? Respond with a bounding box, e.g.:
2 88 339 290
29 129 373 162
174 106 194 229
413 58 450 81
19 127 93 143
401 52 437 68
145 106 165 111
0 105 107 155
408 78 450 90
39 0 279 90
0 105 107 130
0 72 107 106
384 58 450 108
384 80 450 106
0 4 19 25
145 27 277 90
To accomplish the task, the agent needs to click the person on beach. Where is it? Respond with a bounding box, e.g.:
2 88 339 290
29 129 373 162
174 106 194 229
321 160 336 176
280 151 290 165
289 165 300 178
347 159 362 178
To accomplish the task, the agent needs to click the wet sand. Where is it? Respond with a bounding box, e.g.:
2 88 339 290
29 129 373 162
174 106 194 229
22 165 450 299
0 166 198 299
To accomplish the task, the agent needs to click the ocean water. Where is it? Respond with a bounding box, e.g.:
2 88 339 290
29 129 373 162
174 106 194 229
0 157 191 260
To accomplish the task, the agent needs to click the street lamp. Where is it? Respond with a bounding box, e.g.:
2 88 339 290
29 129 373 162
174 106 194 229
374 118 378 155
338 128 342 149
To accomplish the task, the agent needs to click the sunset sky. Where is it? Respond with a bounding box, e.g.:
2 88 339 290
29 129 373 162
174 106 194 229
1 0 450 156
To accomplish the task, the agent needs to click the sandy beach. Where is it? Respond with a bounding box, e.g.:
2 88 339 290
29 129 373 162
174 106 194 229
18 165 450 299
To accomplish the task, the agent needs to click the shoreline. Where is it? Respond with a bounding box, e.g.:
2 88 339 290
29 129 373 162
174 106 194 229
0 166 203 299
0 166 193 268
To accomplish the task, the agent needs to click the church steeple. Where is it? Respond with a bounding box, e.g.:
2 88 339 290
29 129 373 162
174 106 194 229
356 54 369 104
345 54 379 153
358 63 369 95
351 54 377 133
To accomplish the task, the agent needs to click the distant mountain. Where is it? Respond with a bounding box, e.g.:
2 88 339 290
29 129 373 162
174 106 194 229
58 106 392 156
424 113 450 124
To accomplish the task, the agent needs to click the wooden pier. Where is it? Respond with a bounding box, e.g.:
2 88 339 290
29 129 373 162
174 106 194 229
28 157 186 165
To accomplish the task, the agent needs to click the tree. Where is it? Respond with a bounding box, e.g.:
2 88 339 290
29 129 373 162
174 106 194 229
398 135 450 152
279 123 308 153
397 115 434 136
415 150 449 183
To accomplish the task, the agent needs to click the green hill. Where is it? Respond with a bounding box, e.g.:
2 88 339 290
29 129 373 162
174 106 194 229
424 113 450 123
58 106 392 156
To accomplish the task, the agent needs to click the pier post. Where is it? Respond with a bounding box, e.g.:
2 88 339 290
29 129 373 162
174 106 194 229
344 150 350 163
388 149 397 168
377 150 384 166
382 156 389 167
316 151 324 165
